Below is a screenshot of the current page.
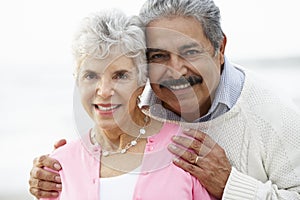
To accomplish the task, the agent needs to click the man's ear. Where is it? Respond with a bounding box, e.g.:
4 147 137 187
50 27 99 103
219 33 227 65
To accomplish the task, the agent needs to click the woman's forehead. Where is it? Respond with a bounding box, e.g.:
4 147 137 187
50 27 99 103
80 55 136 72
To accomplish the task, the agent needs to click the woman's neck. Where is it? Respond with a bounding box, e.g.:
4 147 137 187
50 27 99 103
93 109 164 178
93 108 151 151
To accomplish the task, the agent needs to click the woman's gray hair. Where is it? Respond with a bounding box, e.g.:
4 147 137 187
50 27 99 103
72 9 147 85
139 0 224 54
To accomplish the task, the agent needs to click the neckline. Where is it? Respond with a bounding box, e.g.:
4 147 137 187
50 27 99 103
143 67 249 127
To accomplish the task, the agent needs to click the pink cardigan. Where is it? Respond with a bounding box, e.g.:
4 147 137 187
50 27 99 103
42 123 213 200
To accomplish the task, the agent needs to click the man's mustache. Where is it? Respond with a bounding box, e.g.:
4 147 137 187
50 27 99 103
159 75 203 89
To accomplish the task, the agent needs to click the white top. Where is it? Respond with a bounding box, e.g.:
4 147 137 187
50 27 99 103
100 167 141 200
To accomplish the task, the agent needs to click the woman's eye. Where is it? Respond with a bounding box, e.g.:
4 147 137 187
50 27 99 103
84 73 97 80
114 72 129 80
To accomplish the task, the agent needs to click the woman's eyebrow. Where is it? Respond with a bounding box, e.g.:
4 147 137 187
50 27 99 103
79 69 95 74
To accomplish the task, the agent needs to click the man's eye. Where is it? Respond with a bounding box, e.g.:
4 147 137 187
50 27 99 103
147 53 169 63
183 49 201 56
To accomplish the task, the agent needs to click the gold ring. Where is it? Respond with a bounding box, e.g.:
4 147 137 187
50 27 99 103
195 156 199 164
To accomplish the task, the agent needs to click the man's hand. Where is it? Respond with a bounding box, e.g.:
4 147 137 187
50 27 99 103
168 129 231 199
54 139 66 149
29 139 66 199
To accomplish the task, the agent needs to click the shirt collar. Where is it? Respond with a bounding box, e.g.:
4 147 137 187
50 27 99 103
208 57 244 113
141 57 245 123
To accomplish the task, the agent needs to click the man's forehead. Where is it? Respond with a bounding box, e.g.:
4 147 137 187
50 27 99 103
147 42 203 54
146 27 205 50
146 38 205 53
146 26 195 39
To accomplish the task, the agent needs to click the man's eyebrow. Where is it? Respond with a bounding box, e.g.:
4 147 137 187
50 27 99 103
146 43 202 53
178 43 201 52
146 48 168 53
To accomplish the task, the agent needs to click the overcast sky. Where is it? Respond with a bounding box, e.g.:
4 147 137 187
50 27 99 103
0 0 299 67
0 1 299 198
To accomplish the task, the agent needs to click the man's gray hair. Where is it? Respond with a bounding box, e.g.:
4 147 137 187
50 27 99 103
72 9 147 85
139 0 224 53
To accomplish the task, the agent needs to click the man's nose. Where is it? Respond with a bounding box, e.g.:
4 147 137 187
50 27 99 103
96 78 114 98
167 54 188 78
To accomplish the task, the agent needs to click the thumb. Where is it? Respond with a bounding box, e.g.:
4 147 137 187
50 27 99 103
53 139 67 150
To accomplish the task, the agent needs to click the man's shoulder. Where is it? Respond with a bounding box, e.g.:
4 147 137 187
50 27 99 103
239 71 300 121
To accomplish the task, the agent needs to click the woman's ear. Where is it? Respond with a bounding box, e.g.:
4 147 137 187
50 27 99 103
136 85 145 96
73 72 79 86
132 86 146 106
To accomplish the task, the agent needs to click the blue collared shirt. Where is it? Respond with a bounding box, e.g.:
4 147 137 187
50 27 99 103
141 57 245 122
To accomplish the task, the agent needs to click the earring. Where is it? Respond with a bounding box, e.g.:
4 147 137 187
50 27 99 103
136 95 141 105
110 90 115 96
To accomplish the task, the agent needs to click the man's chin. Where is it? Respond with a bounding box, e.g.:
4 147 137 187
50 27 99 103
163 100 199 116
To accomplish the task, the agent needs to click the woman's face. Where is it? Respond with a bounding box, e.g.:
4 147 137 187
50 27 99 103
77 54 141 130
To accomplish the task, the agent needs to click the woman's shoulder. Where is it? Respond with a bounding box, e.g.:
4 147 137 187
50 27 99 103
50 138 82 158
49 132 93 161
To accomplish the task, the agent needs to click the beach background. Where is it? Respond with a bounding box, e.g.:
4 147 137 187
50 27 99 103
0 0 299 199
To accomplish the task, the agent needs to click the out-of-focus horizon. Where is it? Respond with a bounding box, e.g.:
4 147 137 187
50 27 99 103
0 0 299 199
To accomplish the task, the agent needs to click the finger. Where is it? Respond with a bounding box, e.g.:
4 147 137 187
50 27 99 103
34 155 62 171
172 157 228 199
30 167 61 183
33 155 48 167
54 139 67 150
29 187 60 199
183 128 216 147
168 144 198 165
172 157 204 176
29 177 62 191
172 136 201 153
172 136 212 157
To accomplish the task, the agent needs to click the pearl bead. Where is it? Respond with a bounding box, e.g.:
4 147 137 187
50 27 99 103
102 151 109 157
121 149 127 154
131 140 137 146
139 128 146 135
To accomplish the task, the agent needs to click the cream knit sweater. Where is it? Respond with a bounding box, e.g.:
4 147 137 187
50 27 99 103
147 69 300 199
184 70 300 199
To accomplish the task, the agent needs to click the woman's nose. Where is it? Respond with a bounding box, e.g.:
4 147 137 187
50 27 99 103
96 79 114 98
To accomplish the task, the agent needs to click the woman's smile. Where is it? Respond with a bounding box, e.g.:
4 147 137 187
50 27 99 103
94 103 122 116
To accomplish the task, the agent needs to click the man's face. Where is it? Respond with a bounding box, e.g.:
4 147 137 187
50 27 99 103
146 16 225 121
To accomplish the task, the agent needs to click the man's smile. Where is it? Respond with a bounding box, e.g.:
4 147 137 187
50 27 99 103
159 75 203 90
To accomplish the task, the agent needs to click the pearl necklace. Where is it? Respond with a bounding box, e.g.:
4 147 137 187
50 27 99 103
91 116 149 157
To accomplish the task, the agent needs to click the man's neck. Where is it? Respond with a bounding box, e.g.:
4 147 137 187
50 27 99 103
161 97 212 122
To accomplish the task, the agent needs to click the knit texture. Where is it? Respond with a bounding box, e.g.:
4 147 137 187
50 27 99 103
145 69 300 199
197 71 300 199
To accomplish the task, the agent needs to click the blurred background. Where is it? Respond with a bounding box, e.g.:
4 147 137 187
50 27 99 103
0 0 299 199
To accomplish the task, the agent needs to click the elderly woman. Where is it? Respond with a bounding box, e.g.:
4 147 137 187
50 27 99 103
41 9 213 200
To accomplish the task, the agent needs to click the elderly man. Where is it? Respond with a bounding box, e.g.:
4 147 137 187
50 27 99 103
29 0 300 199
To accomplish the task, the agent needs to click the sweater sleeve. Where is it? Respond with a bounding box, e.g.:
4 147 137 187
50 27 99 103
223 167 300 200
222 99 300 199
